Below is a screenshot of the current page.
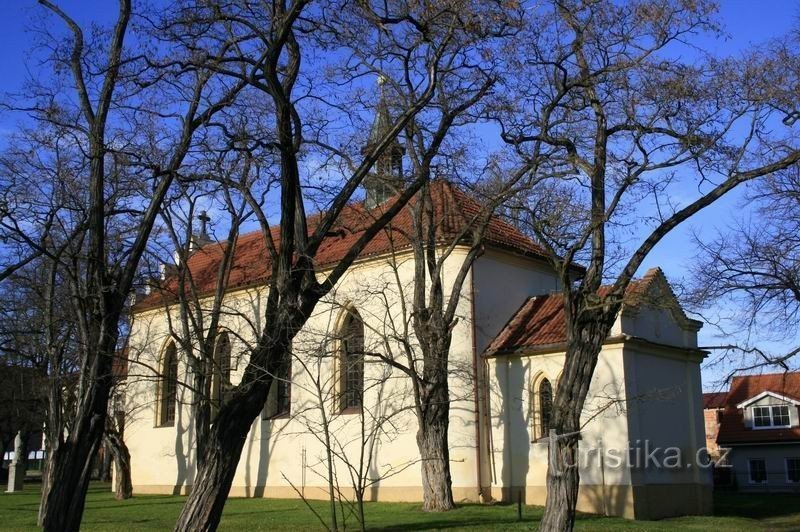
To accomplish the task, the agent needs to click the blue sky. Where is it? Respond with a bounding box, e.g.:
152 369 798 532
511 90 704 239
1 0 798 388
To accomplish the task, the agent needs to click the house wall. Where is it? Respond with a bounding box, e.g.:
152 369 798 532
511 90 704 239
622 344 712 518
617 306 698 349
125 247 483 501
727 444 800 491
704 408 722 459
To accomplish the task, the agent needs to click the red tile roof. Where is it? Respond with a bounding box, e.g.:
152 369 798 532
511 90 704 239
484 268 664 354
716 372 800 445
702 391 728 409
134 181 551 312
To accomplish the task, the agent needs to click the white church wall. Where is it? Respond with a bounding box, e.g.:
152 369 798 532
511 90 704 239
125 246 482 500
622 345 710 486
485 344 632 502
619 306 699 349
472 250 559 353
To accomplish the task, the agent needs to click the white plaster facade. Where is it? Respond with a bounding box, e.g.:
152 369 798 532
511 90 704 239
124 244 712 519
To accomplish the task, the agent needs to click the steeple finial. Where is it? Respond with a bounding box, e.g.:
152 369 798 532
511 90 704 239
363 74 406 208
368 75 393 146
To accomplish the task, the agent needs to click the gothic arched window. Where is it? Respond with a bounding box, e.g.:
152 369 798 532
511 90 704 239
539 378 553 438
264 348 292 419
211 331 232 417
530 374 554 441
159 341 178 426
339 309 364 412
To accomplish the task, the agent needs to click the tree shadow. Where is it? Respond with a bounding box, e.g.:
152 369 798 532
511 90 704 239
714 492 800 519
494 356 530 503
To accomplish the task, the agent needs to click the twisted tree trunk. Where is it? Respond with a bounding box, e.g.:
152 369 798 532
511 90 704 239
104 431 132 500
416 378 455 512
41 320 119 532
41 433 103 532
539 304 618 532
173 378 272 532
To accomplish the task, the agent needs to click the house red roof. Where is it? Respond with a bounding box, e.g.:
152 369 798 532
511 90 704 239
134 181 551 312
716 373 800 445
702 392 728 409
484 268 664 354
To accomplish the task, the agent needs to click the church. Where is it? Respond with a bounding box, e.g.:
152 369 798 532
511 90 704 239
124 97 712 521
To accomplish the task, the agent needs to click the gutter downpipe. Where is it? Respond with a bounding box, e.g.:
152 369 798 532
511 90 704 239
470 267 485 502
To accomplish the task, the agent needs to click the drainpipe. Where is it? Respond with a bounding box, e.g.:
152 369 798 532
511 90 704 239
470 269 484 502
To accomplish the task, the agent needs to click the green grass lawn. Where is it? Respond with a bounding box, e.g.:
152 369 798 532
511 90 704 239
1 483 798 531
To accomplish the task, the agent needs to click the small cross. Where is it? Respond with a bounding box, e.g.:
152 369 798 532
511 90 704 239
197 210 211 237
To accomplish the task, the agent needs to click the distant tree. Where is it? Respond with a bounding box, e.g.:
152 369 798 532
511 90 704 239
689 166 800 373
0 259 74 492
104 380 132 501
495 2 800 530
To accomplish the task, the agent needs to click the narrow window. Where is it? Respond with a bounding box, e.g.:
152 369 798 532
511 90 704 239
340 310 364 412
749 458 767 483
265 351 291 419
159 342 178 426
211 332 232 418
539 378 553 438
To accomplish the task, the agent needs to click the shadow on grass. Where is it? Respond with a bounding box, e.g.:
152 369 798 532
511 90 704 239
369 518 538 531
714 491 800 519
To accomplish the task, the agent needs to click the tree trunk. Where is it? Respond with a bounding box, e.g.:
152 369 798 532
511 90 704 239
104 432 132 500
38 393 62 527
37 445 55 526
173 380 270 532
193 365 211 471
41 335 115 531
539 303 618 532
41 433 103 532
99 441 112 482
540 431 580 531
416 380 455 512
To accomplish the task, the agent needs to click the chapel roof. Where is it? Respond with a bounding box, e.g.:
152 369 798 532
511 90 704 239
134 180 551 312
483 268 679 355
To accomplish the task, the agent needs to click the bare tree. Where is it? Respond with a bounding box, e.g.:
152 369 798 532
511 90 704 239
151 175 251 471
494 2 800 530
104 369 133 501
278 316 418 532
0 1 247 528
150 2 513 530
688 166 800 374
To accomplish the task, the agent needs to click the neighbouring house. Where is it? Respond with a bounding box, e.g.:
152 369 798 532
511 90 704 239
703 391 727 462
122 94 712 521
706 373 800 491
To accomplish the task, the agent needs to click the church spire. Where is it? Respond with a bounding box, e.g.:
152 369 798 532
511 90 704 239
363 75 405 208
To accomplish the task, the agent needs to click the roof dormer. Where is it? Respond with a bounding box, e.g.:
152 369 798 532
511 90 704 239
738 391 800 430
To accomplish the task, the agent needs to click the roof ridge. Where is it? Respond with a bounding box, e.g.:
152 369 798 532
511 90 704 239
732 371 800 380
